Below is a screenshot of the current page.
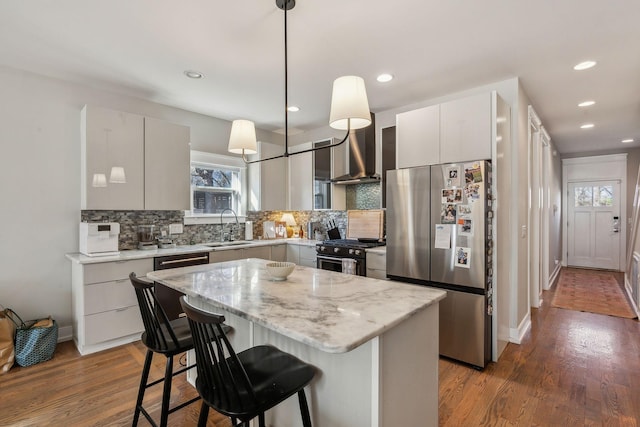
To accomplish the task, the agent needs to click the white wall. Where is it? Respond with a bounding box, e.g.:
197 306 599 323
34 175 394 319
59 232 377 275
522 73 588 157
0 65 275 328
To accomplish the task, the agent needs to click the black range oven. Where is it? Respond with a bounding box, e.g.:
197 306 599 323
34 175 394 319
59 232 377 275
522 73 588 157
316 239 385 276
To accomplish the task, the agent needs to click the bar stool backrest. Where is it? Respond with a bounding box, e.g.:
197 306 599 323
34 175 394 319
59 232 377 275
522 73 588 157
130 272 180 352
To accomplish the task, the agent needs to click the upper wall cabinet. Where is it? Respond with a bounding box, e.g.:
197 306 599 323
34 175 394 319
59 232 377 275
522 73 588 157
396 92 500 168
288 142 313 210
144 117 190 210
81 105 190 210
439 92 492 164
81 105 145 210
253 141 287 211
396 104 440 168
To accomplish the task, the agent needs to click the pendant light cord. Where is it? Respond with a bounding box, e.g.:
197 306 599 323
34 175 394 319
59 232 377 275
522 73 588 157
284 0 289 157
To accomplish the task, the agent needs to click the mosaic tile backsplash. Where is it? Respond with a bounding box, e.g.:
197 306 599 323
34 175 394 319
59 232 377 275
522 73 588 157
81 209 372 250
346 183 381 210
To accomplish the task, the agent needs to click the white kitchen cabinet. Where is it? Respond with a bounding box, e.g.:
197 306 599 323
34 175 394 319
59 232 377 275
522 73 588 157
81 105 190 210
144 116 190 210
253 141 287 210
81 105 145 210
287 244 316 268
288 142 313 210
245 246 271 260
396 104 440 168
395 92 502 168
71 258 152 355
270 244 287 261
440 92 492 163
366 250 387 280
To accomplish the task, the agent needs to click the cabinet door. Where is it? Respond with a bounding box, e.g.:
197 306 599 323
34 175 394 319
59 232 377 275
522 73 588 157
396 105 439 168
288 142 313 210
144 117 190 210
440 92 492 163
286 245 300 264
271 244 287 261
256 141 287 210
82 105 144 210
210 248 245 262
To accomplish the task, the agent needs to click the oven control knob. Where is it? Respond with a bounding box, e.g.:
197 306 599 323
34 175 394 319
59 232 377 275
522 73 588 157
334 248 340 253
320 246 325 252
355 250 361 256
349 249 354 255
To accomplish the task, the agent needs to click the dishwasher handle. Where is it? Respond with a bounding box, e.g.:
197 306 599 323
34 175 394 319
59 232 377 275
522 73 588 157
158 255 208 267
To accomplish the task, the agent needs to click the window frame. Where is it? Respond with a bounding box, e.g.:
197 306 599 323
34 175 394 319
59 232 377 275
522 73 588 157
185 151 248 225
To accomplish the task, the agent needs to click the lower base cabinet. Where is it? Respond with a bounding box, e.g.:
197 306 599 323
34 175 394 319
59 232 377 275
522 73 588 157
287 244 317 268
366 251 387 279
71 258 152 355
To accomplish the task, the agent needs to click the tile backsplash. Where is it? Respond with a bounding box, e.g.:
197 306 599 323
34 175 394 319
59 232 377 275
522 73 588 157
81 209 364 249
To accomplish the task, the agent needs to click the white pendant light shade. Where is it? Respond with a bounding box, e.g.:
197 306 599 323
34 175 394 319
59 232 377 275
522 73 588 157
109 166 126 184
329 75 371 130
228 119 258 155
92 173 107 187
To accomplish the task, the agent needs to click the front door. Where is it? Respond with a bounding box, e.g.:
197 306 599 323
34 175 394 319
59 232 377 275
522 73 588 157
567 180 621 270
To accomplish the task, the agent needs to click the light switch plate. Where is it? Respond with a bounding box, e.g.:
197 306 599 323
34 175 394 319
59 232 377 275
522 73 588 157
169 223 183 234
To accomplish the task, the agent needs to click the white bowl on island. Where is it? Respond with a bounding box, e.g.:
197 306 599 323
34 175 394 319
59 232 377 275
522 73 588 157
265 262 296 281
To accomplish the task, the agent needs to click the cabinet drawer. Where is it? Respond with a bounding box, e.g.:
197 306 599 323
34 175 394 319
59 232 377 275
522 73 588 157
84 258 153 284
84 306 143 345
85 279 138 315
366 268 387 280
366 252 386 270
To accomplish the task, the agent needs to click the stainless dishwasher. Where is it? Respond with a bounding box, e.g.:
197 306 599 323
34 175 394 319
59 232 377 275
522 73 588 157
153 252 209 320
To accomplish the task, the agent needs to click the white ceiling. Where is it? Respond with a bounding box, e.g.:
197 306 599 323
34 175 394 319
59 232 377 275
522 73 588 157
1 0 638 154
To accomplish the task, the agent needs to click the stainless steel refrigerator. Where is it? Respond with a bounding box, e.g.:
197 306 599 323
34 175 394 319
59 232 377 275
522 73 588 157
387 160 493 369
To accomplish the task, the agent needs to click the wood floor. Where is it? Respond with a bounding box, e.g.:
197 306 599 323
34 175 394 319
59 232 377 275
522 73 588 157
1 272 639 426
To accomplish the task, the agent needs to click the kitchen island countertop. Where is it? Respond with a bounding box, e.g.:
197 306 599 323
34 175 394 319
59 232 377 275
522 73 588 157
147 258 445 353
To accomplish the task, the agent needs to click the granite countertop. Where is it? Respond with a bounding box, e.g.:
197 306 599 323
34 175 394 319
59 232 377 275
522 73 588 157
65 238 322 264
147 258 445 354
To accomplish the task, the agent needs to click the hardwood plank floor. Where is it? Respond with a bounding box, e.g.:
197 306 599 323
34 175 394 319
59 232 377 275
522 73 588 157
440 271 640 426
1 270 638 426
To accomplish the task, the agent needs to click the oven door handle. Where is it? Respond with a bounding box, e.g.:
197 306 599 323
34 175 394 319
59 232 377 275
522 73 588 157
318 255 359 264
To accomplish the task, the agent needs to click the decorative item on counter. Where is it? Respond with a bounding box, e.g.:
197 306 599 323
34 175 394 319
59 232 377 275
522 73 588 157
280 213 297 238
263 221 276 239
275 221 287 239
265 262 296 281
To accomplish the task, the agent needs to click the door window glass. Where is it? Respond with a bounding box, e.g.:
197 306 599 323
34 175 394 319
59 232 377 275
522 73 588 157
574 185 613 207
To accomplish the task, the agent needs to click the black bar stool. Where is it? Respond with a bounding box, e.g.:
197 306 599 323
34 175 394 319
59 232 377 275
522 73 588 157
129 273 201 427
180 296 317 427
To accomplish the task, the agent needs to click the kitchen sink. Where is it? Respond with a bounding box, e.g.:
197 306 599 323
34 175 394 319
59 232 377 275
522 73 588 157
204 241 250 248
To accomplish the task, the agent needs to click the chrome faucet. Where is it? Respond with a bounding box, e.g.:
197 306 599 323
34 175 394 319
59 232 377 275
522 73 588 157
220 208 239 242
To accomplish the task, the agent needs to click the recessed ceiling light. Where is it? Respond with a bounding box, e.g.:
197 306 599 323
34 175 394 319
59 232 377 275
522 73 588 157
287 106 300 112
184 70 204 79
580 123 595 129
578 100 595 107
622 139 634 143
376 73 394 83
573 61 596 71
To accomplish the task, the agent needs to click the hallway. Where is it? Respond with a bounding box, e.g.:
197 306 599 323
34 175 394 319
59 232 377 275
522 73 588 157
439 269 640 425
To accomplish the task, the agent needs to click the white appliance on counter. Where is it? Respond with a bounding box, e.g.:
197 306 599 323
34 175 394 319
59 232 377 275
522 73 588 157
79 222 120 256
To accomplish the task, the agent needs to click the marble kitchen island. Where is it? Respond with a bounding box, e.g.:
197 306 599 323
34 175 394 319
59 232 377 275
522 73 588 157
147 258 446 427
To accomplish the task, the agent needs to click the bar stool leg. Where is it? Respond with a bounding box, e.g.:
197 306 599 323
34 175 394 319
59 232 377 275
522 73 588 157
133 350 153 426
159 355 174 427
197 401 209 427
298 390 312 427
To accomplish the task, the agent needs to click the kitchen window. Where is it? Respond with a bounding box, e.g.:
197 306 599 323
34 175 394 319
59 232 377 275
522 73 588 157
185 151 247 224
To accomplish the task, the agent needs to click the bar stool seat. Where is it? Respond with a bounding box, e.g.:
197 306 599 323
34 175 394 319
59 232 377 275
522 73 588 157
180 296 316 427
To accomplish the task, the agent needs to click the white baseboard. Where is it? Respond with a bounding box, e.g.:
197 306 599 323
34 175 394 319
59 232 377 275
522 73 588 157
509 312 531 344
57 325 73 343
548 263 562 289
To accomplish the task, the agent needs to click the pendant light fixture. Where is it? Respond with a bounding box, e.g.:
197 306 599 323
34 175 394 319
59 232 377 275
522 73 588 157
227 0 372 164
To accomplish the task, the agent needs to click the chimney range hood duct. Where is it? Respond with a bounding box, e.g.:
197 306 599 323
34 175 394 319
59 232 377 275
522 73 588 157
331 113 379 185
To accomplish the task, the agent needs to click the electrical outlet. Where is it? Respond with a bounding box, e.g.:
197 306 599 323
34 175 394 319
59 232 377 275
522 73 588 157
169 223 183 234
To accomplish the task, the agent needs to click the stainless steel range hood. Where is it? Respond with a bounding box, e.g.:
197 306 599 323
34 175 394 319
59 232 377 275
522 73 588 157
332 113 379 185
